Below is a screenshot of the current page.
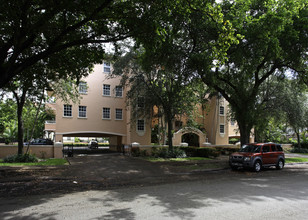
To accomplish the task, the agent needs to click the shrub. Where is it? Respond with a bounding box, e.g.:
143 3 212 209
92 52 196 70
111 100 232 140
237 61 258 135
4 154 39 163
229 138 239 145
180 147 219 158
290 148 308 153
292 143 308 149
151 147 186 158
131 147 141 157
215 146 240 155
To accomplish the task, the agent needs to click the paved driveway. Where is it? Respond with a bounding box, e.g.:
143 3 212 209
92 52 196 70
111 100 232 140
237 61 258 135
1 160 308 220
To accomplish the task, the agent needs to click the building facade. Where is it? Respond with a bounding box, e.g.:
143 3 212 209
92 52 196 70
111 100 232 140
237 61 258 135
45 62 252 147
45 62 151 147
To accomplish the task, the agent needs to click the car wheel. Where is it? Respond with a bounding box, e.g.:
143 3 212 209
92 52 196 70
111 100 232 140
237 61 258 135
253 161 262 172
276 159 284 170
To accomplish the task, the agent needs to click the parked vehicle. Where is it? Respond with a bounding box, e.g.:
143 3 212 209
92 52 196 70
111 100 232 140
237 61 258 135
88 140 98 149
229 143 285 172
30 138 54 145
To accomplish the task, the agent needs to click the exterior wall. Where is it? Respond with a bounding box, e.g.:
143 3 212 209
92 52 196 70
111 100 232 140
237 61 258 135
202 96 230 145
0 145 63 159
172 127 207 147
46 63 151 146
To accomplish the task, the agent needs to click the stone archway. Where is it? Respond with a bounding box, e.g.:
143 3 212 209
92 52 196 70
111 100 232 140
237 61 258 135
172 127 206 147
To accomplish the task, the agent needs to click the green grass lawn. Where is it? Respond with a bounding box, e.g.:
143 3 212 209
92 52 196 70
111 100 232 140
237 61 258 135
0 158 68 166
144 157 212 162
285 157 308 163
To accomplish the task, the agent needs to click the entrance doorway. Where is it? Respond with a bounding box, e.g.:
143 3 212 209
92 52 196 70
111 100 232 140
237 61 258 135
182 133 199 147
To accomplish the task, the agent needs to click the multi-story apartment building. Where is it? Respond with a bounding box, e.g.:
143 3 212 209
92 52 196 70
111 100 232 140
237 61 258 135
45 62 151 148
45 62 252 148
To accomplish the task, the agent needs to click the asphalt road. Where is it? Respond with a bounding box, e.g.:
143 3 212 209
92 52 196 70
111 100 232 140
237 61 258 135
1 163 308 220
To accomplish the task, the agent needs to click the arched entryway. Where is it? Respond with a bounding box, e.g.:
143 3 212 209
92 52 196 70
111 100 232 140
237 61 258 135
182 133 199 147
172 127 206 147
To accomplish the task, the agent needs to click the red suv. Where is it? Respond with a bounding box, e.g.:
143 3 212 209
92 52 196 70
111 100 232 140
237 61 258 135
229 143 285 172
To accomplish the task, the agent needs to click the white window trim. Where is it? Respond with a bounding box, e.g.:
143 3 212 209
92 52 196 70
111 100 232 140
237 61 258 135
103 84 111 97
115 108 123 120
115 86 123 98
219 124 225 134
78 106 87 118
102 107 111 120
78 82 87 94
103 62 111 73
136 119 146 135
63 104 73 118
219 106 225 116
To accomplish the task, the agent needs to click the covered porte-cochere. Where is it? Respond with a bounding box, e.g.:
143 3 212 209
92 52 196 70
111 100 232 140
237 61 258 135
55 131 126 154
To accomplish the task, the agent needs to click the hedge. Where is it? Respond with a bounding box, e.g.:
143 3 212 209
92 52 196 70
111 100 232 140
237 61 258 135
63 143 109 147
179 147 220 158
292 143 308 149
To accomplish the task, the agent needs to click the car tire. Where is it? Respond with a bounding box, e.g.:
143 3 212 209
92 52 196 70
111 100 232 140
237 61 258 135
253 160 262 172
276 159 284 170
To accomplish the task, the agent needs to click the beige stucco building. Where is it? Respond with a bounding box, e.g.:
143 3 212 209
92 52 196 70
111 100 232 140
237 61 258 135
45 62 151 147
45 62 252 148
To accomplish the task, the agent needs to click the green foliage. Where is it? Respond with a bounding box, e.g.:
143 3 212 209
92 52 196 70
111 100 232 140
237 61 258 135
191 0 307 145
151 147 186 158
214 146 240 155
131 147 148 157
285 157 308 163
74 137 81 143
2 122 17 144
292 143 308 149
180 147 220 158
229 138 240 144
0 158 67 166
290 148 308 153
4 154 38 163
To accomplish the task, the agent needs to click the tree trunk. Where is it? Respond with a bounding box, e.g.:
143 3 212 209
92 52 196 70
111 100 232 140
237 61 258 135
167 118 173 151
296 130 301 148
17 102 25 155
13 90 26 155
237 118 252 147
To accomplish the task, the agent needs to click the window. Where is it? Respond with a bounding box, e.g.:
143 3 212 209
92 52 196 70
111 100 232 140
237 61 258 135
219 124 225 134
115 86 123 97
115 109 123 120
78 82 87 94
137 119 145 131
262 145 270 153
63 105 72 117
103 84 111 96
103 62 111 73
219 106 225 115
78 106 87 118
102 108 111 119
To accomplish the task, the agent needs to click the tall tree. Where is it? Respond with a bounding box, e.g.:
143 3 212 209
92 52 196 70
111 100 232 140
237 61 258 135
0 0 166 88
190 0 308 145
113 50 197 150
